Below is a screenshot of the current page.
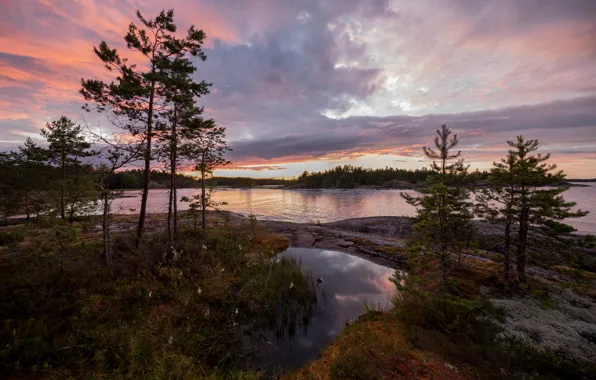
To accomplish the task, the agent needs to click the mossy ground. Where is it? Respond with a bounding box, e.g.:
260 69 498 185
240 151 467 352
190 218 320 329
0 212 314 379
286 251 596 380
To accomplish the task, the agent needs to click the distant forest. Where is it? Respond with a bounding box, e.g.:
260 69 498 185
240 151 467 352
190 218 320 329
567 178 596 182
107 170 291 189
294 165 489 188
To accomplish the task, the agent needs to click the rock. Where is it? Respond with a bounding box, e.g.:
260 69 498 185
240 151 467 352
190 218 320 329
294 233 315 246
314 239 342 249
338 240 354 248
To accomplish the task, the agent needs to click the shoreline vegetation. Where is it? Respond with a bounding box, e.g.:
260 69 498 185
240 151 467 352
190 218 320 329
2 211 595 378
104 168 593 191
1 8 595 380
0 211 316 379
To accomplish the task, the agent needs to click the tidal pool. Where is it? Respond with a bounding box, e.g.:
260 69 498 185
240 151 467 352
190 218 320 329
249 247 397 370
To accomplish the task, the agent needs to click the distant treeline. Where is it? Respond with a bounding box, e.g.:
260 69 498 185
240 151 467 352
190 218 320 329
295 165 489 188
107 170 292 189
212 177 291 187
108 170 201 189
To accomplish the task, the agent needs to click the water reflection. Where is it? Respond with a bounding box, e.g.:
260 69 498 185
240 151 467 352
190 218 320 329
111 185 596 234
250 248 396 370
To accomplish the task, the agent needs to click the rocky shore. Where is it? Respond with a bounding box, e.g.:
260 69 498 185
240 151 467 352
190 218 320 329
262 216 414 268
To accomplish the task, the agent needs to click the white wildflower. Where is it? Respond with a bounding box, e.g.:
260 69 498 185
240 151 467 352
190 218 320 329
148 291 152 298
168 335 173 344
197 287 202 295
235 308 238 315
238 245 242 250
290 282 294 289
233 322 237 327
202 244 207 250
221 268 225 272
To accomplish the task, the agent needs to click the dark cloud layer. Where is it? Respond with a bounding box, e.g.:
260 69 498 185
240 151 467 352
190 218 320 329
0 0 595 176
226 95 596 163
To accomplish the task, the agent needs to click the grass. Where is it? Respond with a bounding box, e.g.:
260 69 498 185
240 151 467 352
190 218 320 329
0 214 315 379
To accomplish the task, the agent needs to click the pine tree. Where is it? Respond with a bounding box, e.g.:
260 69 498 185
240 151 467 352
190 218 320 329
402 125 474 281
505 136 588 283
17 138 47 221
156 56 211 244
40 116 95 221
184 125 231 231
0 152 21 221
97 146 141 268
81 9 208 245
475 152 517 282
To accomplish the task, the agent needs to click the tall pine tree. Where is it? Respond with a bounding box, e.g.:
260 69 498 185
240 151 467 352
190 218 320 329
503 136 587 283
81 9 208 245
402 125 474 281
156 56 211 243
475 152 517 282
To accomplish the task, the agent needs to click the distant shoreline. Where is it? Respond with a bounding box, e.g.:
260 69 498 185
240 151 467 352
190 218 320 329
108 180 593 193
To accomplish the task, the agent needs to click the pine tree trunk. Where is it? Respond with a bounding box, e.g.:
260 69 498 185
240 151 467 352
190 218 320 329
167 185 173 243
517 207 529 283
25 189 30 221
102 190 112 268
503 220 511 282
136 79 156 247
172 111 178 242
60 156 66 219
173 179 178 239
201 154 206 232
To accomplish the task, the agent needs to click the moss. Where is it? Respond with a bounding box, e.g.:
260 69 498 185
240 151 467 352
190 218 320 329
372 244 407 256
285 311 475 380
0 215 313 379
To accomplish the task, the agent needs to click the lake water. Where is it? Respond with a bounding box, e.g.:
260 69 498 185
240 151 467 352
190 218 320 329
255 247 396 369
112 183 596 234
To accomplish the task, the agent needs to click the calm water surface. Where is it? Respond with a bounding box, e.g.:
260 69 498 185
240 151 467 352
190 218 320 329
256 247 395 369
112 182 596 234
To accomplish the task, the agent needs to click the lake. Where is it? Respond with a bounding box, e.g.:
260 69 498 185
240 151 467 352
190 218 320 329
252 247 396 370
112 183 596 234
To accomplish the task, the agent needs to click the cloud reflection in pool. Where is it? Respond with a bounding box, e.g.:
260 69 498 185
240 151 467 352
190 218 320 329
252 247 397 370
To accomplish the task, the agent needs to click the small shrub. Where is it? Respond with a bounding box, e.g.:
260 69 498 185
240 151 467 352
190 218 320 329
0 230 25 246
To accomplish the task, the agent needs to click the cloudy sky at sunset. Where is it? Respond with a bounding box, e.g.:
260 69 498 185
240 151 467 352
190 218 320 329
1 0 595 178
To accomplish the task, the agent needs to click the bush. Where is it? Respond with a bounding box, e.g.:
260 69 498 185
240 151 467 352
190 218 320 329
392 273 504 344
0 230 25 246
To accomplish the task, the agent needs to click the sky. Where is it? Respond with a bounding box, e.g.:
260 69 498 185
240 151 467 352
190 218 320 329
1 0 595 178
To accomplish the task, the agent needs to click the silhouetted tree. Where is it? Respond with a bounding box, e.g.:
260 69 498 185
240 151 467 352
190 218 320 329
156 54 211 244
0 152 21 221
16 138 47 221
41 116 95 221
185 125 231 231
81 9 208 245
